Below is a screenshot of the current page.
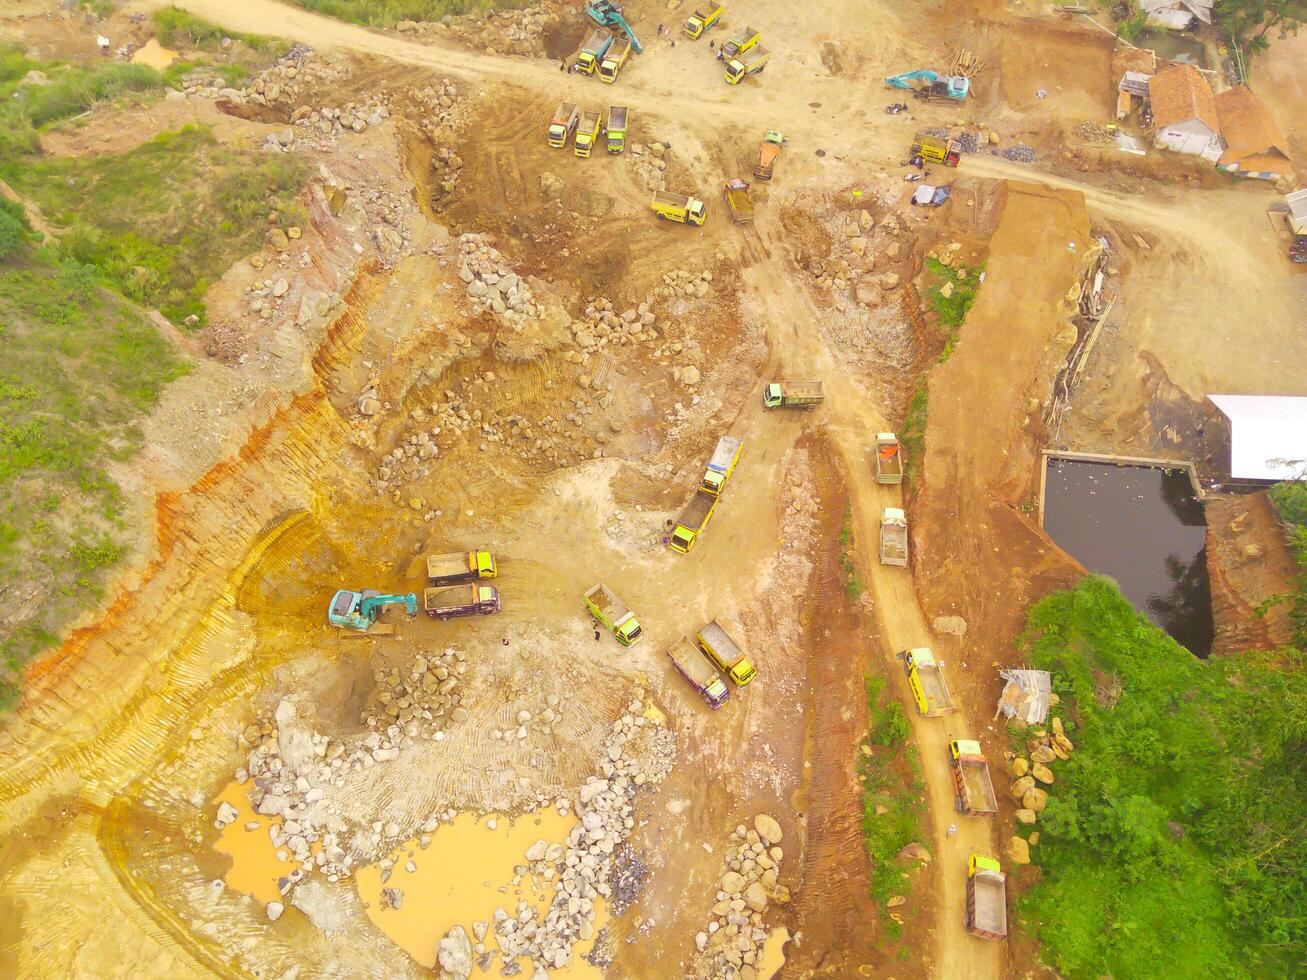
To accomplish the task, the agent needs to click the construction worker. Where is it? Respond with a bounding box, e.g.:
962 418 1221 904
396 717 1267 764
97 34 111 57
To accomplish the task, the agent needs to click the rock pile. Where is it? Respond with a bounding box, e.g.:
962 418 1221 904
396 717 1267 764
998 143 1036 162
442 5 556 57
628 142 671 190
1072 121 1115 144
1005 709 1073 865
568 295 660 353
695 815 790 977
488 702 676 974
289 98 390 138
801 201 908 307
401 80 467 136
457 233 539 323
363 648 468 743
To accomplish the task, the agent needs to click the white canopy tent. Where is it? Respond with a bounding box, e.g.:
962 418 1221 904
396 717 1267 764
1209 395 1307 481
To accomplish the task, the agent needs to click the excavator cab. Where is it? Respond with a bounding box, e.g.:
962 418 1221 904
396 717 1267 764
327 589 417 631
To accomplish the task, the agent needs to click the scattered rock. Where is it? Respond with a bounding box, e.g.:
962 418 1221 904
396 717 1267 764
1007 836 1031 865
896 841 930 863
887 895 907 908
266 901 284 922
1014 808 1038 825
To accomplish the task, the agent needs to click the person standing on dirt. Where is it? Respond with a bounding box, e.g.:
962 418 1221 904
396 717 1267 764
594 628 601 642
559 59 566 72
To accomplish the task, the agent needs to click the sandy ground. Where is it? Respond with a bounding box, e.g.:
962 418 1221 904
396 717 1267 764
0 0 1303 978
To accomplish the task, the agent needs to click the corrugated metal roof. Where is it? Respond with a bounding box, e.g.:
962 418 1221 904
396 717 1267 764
1209 395 1307 481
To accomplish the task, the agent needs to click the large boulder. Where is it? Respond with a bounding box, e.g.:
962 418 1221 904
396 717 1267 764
754 813 783 844
437 925 473 980
1023 787 1049 813
720 871 746 894
1014 808 1038 825
744 882 768 912
1032 762 1055 784
896 841 931 863
1010 775 1036 799
1010 757 1030 778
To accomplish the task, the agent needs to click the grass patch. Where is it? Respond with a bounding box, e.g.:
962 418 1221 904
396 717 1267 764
291 0 532 27
923 256 983 363
1266 482 1307 648
860 676 928 921
153 7 288 55
838 505 863 600
1 125 309 326
1014 576 1306 979
0 249 188 709
900 382 927 484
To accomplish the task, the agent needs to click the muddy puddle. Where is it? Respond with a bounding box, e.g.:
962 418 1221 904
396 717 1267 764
131 38 179 70
219 789 604 974
1042 457 1214 655
355 810 606 975
758 927 791 978
213 780 307 905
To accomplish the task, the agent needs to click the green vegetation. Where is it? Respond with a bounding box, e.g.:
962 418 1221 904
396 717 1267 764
0 249 188 709
1217 0 1307 57
1267 482 1307 648
2 125 309 326
1014 577 1306 979
838 506 864 600
900 382 928 483
291 0 531 26
152 7 287 55
923 256 983 363
859 676 927 925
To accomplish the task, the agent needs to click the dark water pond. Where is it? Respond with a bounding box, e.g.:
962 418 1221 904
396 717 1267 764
1043 457 1214 656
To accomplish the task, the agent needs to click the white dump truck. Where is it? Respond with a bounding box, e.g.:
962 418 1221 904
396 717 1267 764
880 507 908 566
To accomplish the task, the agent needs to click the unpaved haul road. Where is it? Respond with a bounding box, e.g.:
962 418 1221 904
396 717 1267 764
742 229 1000 978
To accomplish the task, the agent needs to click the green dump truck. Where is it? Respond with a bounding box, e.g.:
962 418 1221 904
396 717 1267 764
607 105 629 153
584 582 643 646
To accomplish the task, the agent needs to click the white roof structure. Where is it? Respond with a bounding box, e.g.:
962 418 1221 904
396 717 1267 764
1287 188 1307 235
1137 0 1212 23
1209 395 1307 481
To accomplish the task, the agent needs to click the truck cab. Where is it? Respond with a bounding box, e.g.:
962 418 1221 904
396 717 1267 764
650 192 707 225
548 102 579 148
683 3 725 38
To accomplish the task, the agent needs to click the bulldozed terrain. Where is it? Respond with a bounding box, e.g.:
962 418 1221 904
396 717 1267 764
1 1 1304 979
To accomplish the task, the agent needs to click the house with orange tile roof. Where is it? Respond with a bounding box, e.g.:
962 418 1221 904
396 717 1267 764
1214 85 1295 181
1148 64 1223 161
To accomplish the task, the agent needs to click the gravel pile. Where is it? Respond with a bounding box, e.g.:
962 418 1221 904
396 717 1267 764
999 143 1036 162
955 130 980 153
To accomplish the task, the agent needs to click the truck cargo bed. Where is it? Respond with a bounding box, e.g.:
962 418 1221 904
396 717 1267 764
959 762 998 812
971 876 1007 935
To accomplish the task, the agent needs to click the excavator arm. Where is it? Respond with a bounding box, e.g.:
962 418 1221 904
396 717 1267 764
359 593 418 619
884 69 938 89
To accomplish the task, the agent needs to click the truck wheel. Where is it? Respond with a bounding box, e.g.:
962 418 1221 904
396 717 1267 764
439 614 450 622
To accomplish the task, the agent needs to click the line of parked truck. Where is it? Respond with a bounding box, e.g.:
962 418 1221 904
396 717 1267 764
548 102 630 156
900 642 1007 938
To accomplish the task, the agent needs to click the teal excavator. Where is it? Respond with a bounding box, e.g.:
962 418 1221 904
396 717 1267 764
884 69 969 102
328 589 417 632
585 1 642 53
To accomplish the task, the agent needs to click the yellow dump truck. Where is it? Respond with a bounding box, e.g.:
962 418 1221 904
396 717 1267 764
723 178 754 223
903 647 956 716
598 37 632 84
696 619 755 686
583 582 643 646
874 432 904 484
423 584 501 620
548 102 579 147
966 855 1008 940
683 3 725 38
726 45 770 85
700 435 743 495
950 739 998 815
574 109 603 158
910 132 961 167
880 507 908 566
651 191 706 225
425 549 497 586
670 489 718 553
721 25 760 61
576 29 614 75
